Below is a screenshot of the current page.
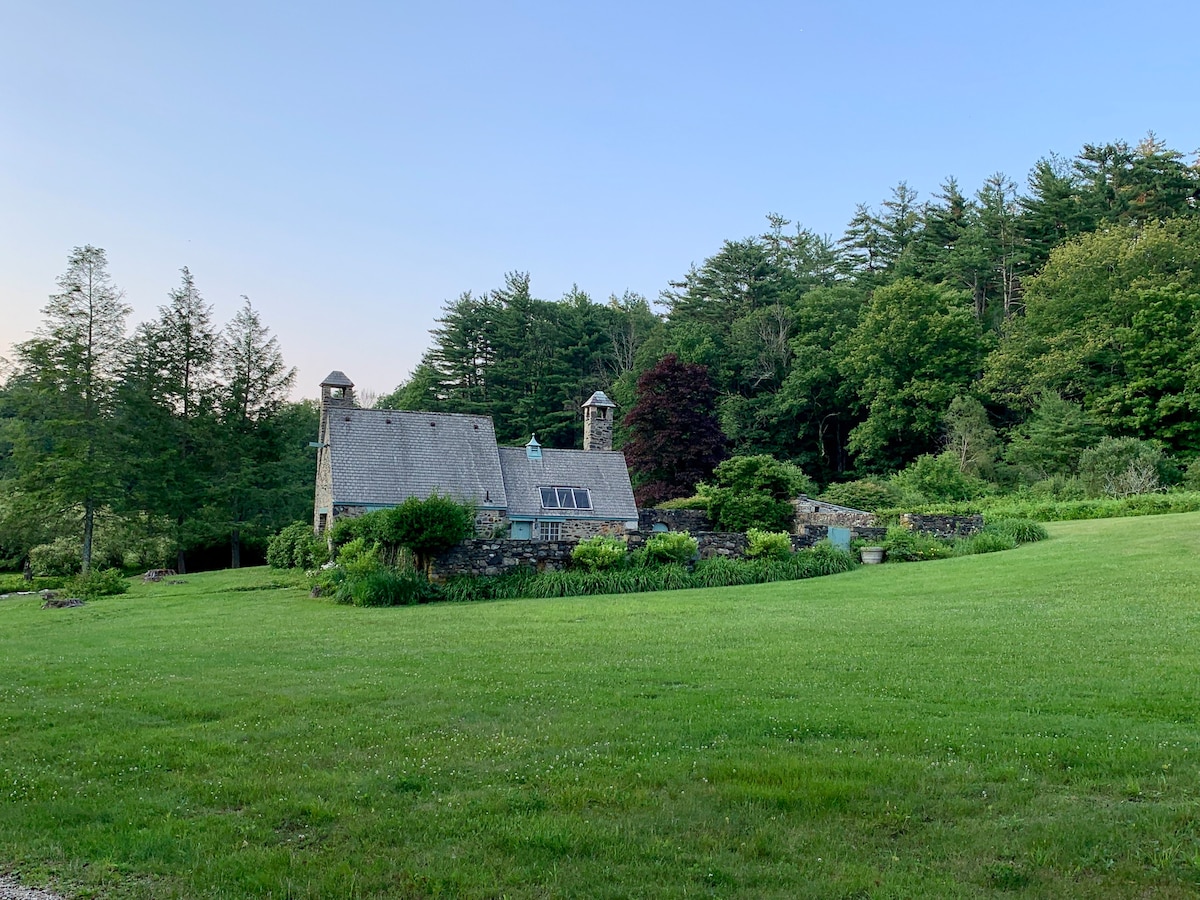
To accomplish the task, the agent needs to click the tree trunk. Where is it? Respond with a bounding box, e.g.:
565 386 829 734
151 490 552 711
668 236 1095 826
176 548 187 575
82 499 95 575
231 527 241 569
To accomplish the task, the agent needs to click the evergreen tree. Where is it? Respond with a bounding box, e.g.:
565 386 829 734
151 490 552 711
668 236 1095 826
118 267 219 571
11 246 130 572
212 299 297 567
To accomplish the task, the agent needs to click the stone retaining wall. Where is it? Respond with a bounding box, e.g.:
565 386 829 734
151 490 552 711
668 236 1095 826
638 508 712 533
432 519 929 581
432 539 575 580
899 513 984 539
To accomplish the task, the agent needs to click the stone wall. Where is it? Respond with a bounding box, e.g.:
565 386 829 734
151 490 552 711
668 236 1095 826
431 539 575 580
474 509 506 538
557 519 635 541
637 508 712 533
899 513 984 539
791 496 877 529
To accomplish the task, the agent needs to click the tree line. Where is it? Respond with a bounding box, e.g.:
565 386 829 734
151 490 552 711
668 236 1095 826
384 134 1200 501
5 133 1198 574
0 247 315 573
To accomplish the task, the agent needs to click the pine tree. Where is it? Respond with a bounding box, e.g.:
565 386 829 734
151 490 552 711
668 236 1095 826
11 246 130 572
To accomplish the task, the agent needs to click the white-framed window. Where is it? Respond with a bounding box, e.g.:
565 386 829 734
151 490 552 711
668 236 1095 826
538 521 562 541
539 486 592 510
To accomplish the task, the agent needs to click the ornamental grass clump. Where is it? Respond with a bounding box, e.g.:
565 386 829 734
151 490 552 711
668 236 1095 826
953 530 1017 556
983 517 1048 544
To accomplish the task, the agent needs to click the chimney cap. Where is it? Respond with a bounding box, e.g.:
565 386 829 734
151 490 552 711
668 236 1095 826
582 390 617 409
321 370 355 388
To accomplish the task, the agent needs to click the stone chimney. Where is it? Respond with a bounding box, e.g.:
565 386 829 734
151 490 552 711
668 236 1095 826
320 370 356 411
581 391 617 451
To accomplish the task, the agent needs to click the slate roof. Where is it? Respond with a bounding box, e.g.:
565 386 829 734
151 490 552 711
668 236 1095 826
327 409 507 508
582 390 617 409
497 447 638 521
321 370 355 387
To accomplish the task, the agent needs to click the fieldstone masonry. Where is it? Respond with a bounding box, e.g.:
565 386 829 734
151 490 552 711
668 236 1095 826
898 513 984 540
432 539 575 579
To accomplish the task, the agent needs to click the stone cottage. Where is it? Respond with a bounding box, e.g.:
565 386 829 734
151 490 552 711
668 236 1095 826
312 372 638 540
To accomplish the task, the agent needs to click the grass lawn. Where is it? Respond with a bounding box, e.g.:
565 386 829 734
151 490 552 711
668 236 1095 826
2 514 1200 898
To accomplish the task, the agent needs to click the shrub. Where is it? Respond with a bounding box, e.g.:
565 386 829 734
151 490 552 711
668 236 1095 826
378 494 475 572
703 455 812 532
571 536 627 572
29 537 87 577
267 522 328 570
336 569 441 607
889 451 991 505
642 531 698 566
65 567 129 599
882 525 952 562
745 528 792 560
0 574 66 593
817 479 897 512
336 538 383 576
1079 437 1171 498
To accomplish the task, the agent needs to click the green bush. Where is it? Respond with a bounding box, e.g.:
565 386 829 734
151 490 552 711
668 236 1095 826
889 451 991 505
29 537 88 577
817 479 898 512
745 528 792 560
882 526 953 562
377 494 475 571
571 535 627 572
703 455 811 533
0 574 66 593
335 569 442 607
336 538 383 576
65 568 129 599
267 522 328 570
642 531 698 566
1079 437 1171 498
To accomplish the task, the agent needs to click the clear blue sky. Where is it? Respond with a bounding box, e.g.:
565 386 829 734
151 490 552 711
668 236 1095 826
3 1 1197 401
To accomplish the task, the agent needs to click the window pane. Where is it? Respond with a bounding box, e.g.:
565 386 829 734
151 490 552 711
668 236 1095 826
556 488 576 509
573 489 591 509
540 487 557 508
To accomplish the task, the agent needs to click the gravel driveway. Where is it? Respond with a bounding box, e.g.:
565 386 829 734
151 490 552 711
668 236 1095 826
0 876 68 900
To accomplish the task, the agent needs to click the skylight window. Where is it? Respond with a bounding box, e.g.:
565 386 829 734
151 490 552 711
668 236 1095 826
539 486 592 510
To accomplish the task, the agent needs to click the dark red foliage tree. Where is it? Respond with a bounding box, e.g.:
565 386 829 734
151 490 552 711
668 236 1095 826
622 354 727 506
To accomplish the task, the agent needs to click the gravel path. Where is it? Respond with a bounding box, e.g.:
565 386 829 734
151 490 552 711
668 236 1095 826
0 875 68 900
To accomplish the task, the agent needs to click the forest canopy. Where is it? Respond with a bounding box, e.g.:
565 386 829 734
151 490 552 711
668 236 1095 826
4 133 1199 572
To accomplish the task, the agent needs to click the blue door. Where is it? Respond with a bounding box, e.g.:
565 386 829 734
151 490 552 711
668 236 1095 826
511 521 532 540
827 526 851 551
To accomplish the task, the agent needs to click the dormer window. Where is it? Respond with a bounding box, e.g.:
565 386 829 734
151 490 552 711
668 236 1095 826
540 486 592 510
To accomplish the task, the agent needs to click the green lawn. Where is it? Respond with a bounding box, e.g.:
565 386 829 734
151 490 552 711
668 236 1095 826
3 515 1200 898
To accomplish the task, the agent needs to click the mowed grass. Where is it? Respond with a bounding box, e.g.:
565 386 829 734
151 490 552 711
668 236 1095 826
2 516 1200 899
